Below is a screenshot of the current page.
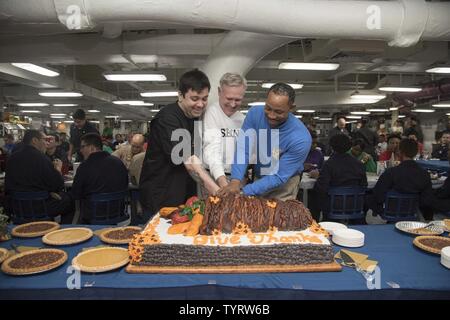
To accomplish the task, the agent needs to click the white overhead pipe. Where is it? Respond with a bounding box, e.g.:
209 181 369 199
201 31 290 104
1 0 449 47
0 33 225 64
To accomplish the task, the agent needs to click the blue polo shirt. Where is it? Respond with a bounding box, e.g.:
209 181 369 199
231 106 311 196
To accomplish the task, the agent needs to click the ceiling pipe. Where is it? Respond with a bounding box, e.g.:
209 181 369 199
201 31 290 104
1 0 449 47
0 33 225 64
392 78 450 106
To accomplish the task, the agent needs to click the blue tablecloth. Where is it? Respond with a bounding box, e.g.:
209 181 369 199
1 224 449 300
416 160 449 173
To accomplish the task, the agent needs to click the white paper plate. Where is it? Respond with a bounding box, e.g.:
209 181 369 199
332 229 365 247
319 222 347 236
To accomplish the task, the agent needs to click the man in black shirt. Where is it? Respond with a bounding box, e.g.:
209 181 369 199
70 133 128 223
370 138 433 217
431 130 450 161
326 115 350 156
5 130 74 222
310 134 367 220
68 109 99 162
139 69 210 218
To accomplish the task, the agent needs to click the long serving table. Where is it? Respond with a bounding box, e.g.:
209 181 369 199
0 224 449 299
416 159 450 173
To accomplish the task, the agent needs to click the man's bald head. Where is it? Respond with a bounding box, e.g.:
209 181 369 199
131 134 145 155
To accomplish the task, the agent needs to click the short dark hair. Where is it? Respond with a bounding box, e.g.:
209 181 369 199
268 83 296 106
387 133 402 142
23 130 43 145
330 134 351 154
178 69 211 97
406 129 419 138
399 138 418 158
48 133 60 143
72 109 86 120
80 133 102 150
352 138 366 150
442 130 450 136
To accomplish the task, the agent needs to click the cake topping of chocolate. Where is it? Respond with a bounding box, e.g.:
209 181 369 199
200 194 313 235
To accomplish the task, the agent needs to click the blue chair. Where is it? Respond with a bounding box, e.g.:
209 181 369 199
324 186 367 220
380 190 419 222
82 190 129 225
9 191 52 224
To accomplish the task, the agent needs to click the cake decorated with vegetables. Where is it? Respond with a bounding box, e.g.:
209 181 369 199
128 195 337 272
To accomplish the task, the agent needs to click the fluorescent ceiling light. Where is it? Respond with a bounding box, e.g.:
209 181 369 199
140 91 178 97
350 111 370 115
248 102 265 106
64 120 74 123
379 86 422 92
53 103 78 107
17 103 49 107
278 62 339 71
294 115 303 118
346 115 362 119
295 109 315 113
432 102 450 108
389 107 399 111
412 109 435 113
262 83 303 89
121 120 132 122
351 94 386 100
313 116 320 119
88 109 100 113
426 67 450 74
91 121 100 124
398 115 406 118
105 116 119 118
366 108 389 112
447 113 450 116
11 63 59 77
104 72 167 82
113 100 143 105
39 92 83 97
50 115 66 119
319 117 332 121
347 99 380 104
150 109 161 112
20 110 41 113
50 113 66 116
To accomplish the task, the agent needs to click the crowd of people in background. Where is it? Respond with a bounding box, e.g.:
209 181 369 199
1 69 450 226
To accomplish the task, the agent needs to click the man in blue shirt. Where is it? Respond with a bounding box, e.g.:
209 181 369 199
217 83 311 200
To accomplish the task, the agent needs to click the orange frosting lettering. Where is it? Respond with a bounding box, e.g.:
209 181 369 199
193 235 209 245
247 233 265 244
230 235 241 245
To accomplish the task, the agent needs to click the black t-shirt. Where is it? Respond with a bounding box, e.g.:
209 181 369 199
5 145 64 194
139 102 198 214
69 121 99 151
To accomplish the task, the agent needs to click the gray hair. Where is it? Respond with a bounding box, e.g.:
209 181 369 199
268 83 296 106
219 73 247 88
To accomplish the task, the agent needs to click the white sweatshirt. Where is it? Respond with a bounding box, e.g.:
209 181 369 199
202 101 245 181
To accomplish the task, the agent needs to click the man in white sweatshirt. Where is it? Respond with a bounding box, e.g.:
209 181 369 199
203 73 247 188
